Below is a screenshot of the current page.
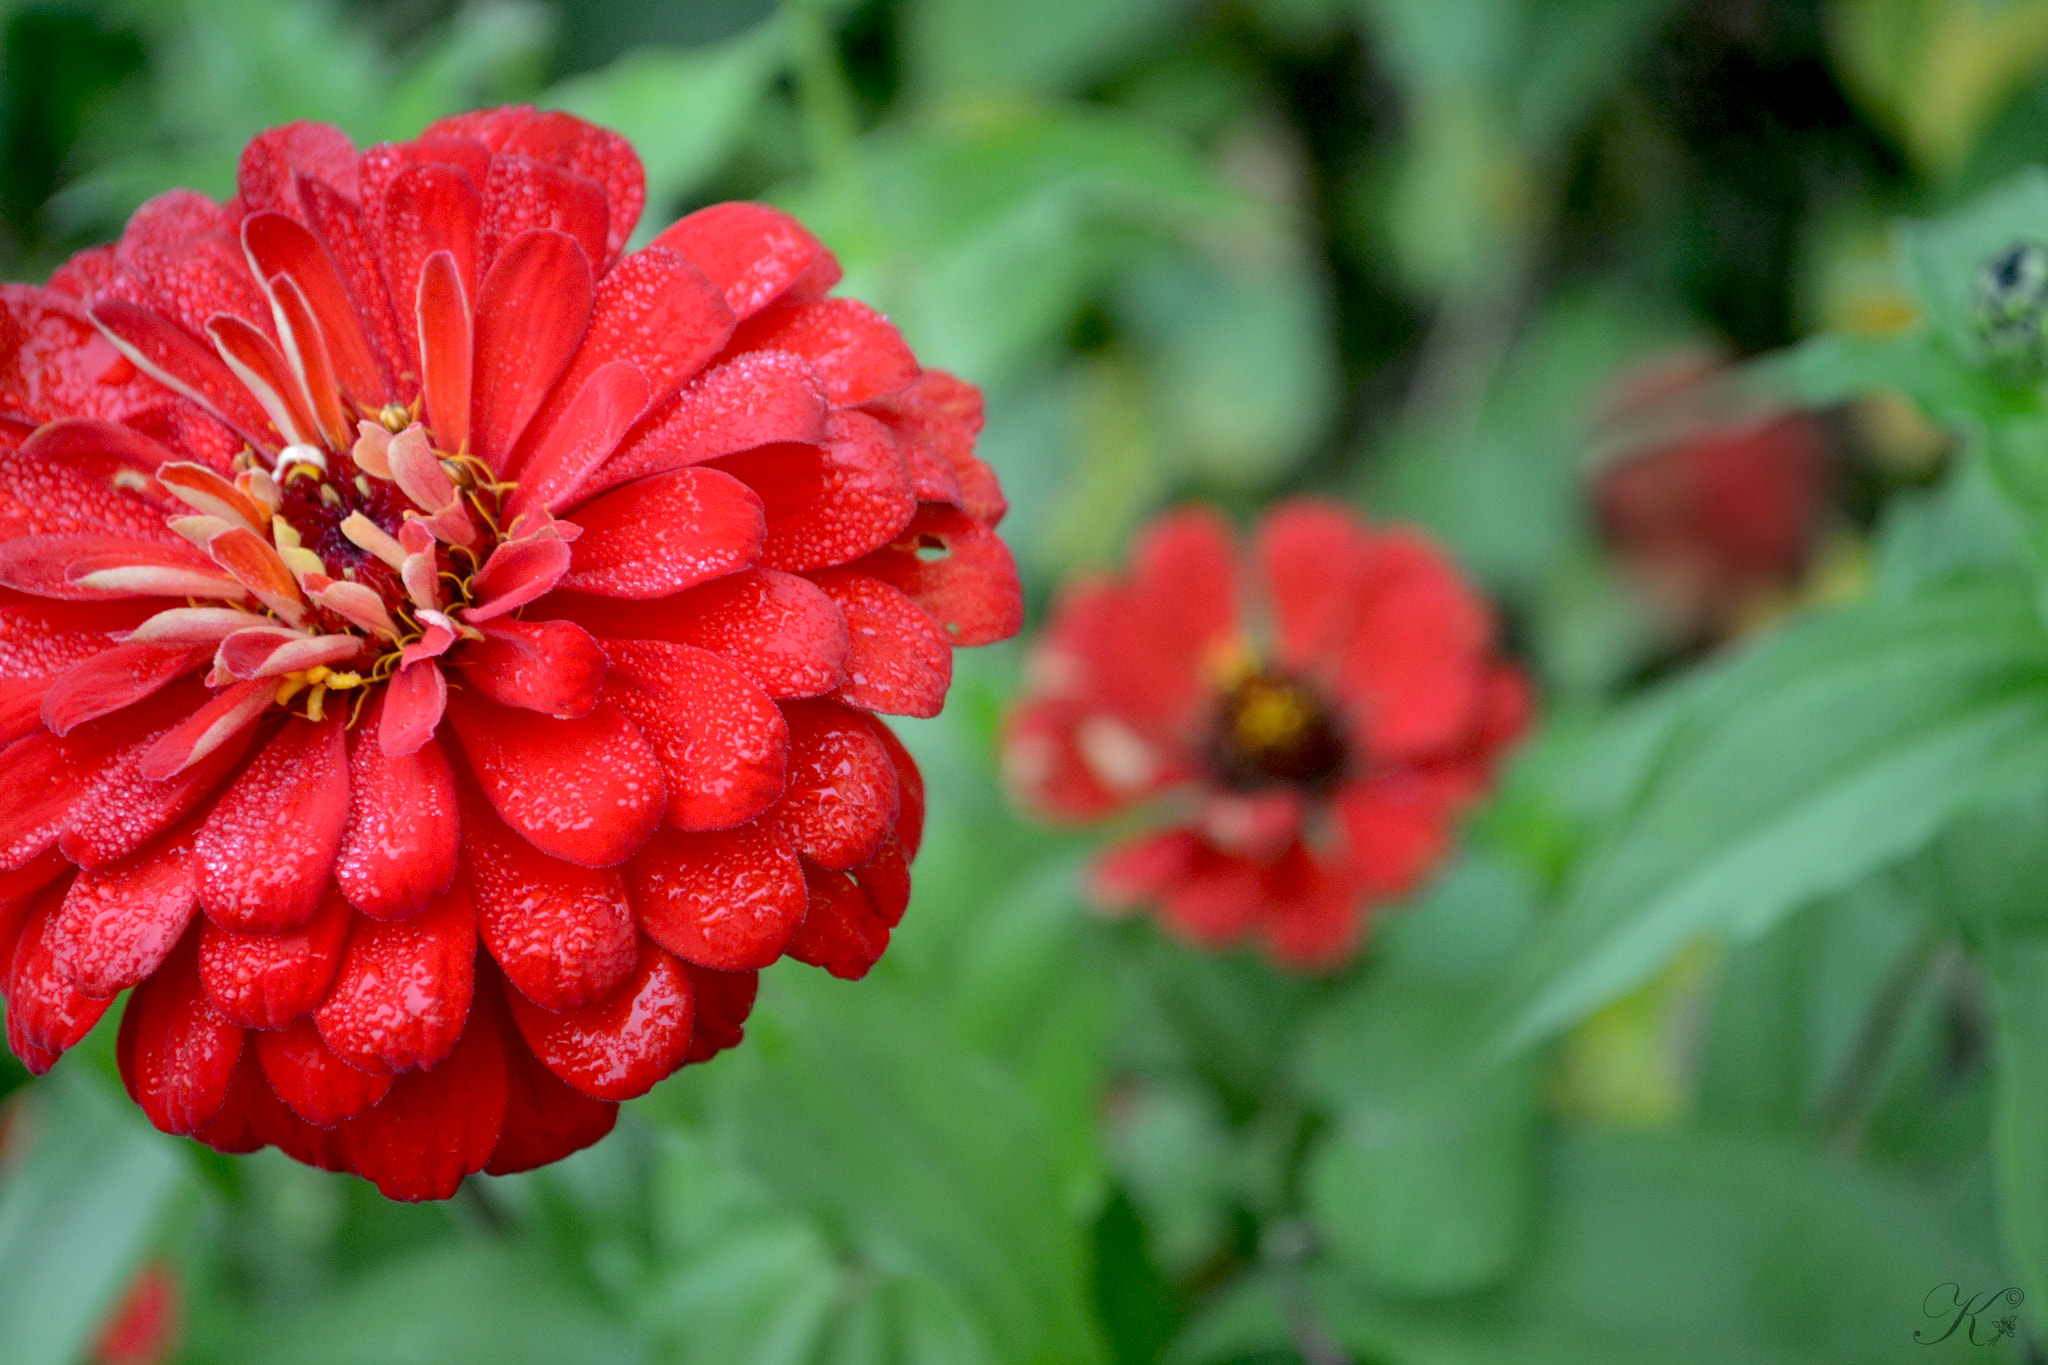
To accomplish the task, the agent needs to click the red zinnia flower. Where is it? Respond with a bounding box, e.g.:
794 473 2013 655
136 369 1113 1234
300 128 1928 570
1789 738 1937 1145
1591 354 1831 640
1004 500 1526 968
0 107 1019 1199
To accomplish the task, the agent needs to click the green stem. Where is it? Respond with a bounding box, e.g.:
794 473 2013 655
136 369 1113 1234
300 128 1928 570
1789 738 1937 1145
1818 931 1945 1155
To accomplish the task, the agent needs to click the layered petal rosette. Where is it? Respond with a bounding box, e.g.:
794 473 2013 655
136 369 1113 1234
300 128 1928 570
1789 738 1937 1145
0 107 1019 1198
1005 501 1525 968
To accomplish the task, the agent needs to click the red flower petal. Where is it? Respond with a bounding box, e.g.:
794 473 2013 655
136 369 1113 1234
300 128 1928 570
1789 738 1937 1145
242 210 387 407
116 928 244 1135
485 1027 619 1175
1335 777 1454 900
553 567 849 699
628 821 807 971
680 962 758 1063
196 887 351 1030
469 228 592 465
237 121 358 211
854 835 911 928
51 831 197 997
0 434 176 542
478 154 608 280
1001 698 1131 821
297 174 405 397
600 638 787 831
1090 828 1199 909
338 979 506 1201
415 249 473 456
0 730 100 870
865 713 924 858
378 658 447 755
1331 530 1492 760
1257 847 1368 969
256 1016 392 1127
134 678 270 782
868 370 1006 525
1157 847 1267 947
651 203 826 320
504 941 693 1102
724 298 917 406
718 411 916 572
6 886 111 1072
449 617 606 719
522 247 733 465
855 504 1023 647
810 569 951 718
89 299 274 446
378 162 482 372
39 642 208 735
785 861 889 980
335 712 459 919
314 882 475 1073
768 700 898 870
461 793 636 1012
503 359 650 514
196 715 350 932
464 537 571 623
559 467 763 598
62 691 256 868
429 107 644 263
591 350 829 499
445 692 665 868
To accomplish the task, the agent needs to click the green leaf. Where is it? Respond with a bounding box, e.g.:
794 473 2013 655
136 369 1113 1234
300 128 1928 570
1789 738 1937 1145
1114 243 1339 485
1902 167 2048 362
218 1243 643 1365
0 1071 187 1365
1504 576 2048 1049
902 0 1190 98
1302 1059 1537 1297
1176 1129 2013 1365
1984 931 2048 1334
712 967 1111 1365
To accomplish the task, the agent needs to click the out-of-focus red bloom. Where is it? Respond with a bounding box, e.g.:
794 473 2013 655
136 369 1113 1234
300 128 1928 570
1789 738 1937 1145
1004 500 1527 969
0 108 1019 1198
92 1261 180 1365
1591 354 1831 639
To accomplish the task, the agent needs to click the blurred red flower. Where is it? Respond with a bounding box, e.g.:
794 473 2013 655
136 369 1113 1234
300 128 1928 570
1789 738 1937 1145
1005 500 1527 968
1591 354 1831 639
92 1261 179 1365
0 107 1019 1198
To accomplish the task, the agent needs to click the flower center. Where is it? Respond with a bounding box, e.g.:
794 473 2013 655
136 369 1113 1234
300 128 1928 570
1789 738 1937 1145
1205 671 1348 795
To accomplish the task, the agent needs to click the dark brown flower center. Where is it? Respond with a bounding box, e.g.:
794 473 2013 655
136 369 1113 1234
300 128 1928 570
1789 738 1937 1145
1205 671 1348 795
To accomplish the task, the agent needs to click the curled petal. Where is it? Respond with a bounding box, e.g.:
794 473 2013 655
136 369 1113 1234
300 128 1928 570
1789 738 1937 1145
445 692 664 868
257 1017 392 1127
463 535 570 622
337 706 458 918
314 882 476 1074
117 929 244 1135
503 942 692 1102
629 821 807 971
196 715 349 932
196 889 351 1030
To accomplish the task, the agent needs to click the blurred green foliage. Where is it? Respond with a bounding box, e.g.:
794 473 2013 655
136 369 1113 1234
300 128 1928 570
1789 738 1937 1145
15 0 2048 1362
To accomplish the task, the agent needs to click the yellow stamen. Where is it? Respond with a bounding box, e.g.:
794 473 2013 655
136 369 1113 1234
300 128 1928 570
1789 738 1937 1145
377 403 412 433
274 665 366 723
1233 680 1314 752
